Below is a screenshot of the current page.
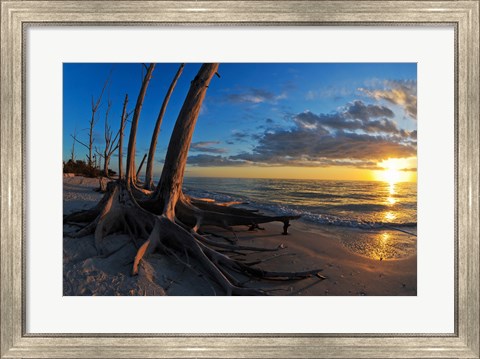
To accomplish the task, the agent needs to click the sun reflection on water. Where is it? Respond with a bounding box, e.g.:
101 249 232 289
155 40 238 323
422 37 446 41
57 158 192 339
383 182 398 222
389 182 395 195
384 211 397 222
387 196 397 205
363 232 393 260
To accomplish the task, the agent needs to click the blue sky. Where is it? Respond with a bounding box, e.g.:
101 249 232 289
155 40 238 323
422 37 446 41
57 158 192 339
63 63 417 180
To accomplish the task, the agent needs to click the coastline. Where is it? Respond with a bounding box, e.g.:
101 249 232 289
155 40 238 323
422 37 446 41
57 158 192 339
63 175 417 296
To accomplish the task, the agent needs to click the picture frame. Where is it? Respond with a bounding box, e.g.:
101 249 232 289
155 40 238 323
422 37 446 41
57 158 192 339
1 0 478 357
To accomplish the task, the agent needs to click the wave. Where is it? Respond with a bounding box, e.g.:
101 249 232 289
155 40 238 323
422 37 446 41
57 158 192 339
184 187 417 230
250 202 416 229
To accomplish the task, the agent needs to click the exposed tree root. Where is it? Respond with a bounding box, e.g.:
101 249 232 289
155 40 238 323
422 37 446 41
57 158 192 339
66 181 322 295
197 230 237 244
129 182 153 201
66 181 155 253
191 197 247 207
129 213 322 295
172 197 300 236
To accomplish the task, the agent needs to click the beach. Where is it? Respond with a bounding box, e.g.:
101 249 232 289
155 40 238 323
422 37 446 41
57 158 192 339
63 175 417 296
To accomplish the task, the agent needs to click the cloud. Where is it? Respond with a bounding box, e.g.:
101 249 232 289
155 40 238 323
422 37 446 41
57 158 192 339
344 100 394 121
232 131 249 139
306 86 354 100
188 153 382 169
293 101 405 136
231 130 416 166
187 154 247 167
187 100 417 169
229 130 256 143
360 80 417 119
228 101 416 167
226 88 287 104
190 141 227 154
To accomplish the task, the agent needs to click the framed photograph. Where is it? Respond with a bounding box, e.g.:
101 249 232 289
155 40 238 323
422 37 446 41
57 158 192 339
1 1 479 358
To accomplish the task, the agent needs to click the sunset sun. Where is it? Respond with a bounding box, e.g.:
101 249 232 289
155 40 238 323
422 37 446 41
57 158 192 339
374 157 416 183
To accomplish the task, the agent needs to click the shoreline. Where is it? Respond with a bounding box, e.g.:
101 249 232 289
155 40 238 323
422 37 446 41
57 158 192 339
63 175 417 296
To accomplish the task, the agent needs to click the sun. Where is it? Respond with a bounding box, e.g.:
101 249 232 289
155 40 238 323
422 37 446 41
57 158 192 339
380 167 401 184
374 158 416 183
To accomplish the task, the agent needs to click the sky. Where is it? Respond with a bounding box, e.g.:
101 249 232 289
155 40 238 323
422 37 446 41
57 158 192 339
63 63 417 182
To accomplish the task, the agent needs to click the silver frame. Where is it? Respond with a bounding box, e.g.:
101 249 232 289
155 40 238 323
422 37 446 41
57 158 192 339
1 1 479 358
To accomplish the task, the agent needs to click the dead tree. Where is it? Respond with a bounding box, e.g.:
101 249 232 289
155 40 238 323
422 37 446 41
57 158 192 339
144 63 185 190
101 100 114 176
70 128 77 162
125 63 156 189
118 94 129 180
97 95 131 180
87 74 110 167
64 63 321 296
70 135 90 162
98 99 125 178
136 153 148 180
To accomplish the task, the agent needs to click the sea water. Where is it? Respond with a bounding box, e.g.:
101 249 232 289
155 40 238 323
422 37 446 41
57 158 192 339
182 177 417 260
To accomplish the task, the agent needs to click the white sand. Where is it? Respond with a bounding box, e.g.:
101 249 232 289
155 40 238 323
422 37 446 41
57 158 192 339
63 176 416 296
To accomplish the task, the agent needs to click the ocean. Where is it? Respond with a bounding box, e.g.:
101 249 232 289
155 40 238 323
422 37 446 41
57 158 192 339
182 177 417 260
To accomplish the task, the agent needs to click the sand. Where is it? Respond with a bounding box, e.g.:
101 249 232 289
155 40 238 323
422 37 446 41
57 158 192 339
63 175 417 296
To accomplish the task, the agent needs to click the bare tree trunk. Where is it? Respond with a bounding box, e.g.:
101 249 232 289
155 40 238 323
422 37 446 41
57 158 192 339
70 128 77 162
102 100 113 177
87 75 110 167
144 63 185 190
103 156 110 177
126 64 155 188
118 94 128 180
154 64 219 219
136 153 147 180
88 113 95 166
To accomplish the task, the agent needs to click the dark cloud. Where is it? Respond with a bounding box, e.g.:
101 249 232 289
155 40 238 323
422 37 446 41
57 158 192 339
190 141 227 154
231 131 251 142
226 88 286 104
360 80 417 120
344 100 394 121
231 130 416 165
293 101 402 136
